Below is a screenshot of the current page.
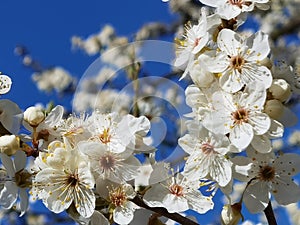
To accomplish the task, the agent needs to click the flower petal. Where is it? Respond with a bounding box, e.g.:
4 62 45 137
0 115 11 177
272 176 300 205
230 123 254 150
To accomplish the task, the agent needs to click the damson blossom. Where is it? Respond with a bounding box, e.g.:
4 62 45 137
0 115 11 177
199 29 272 93
33 139 95 218
232 148 300 213
88 112 153 153
202 82 271 150
174 9 209 80
77 141 141 183
178 121 233 187
143 173 214 214
0 151 30 216
199 0 269 20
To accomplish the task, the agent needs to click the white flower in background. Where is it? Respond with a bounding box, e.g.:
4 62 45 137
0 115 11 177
202 82 271 151
143 173 214 214
78 141 141 183
174 9 209 80
0 99 23 134
199 0 269 20
288 130 300 146
23 106 45 127
32 67 75 93
88 112 152 153
199 29 272 93
232 148 300 213
0 150 30 216
33 139 95 218
0 135 20 156
0 75 12 94
178 121 233 187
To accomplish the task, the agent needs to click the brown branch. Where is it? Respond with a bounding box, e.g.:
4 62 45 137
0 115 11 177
131 195 199 225
263 201 278 225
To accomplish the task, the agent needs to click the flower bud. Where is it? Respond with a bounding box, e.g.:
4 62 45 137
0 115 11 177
269 79 292 102
221 203 243 225
23 106 45 127
264 99 284 120
189 63 214 88
0 135 20 156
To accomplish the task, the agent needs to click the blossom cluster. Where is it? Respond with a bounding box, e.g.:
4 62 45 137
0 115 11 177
1 0 300 225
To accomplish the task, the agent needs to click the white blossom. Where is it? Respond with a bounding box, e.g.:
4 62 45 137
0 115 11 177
199 29 272 93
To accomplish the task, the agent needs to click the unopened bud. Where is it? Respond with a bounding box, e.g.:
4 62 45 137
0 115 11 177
269 79 292 102
0 135 20 156
264 99 284 120
24 106 45 127
221 203 243 225
190 63 214 88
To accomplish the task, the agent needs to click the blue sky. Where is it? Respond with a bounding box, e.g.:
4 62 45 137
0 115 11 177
0 0 176 109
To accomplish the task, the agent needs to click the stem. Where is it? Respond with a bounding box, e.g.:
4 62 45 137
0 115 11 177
131 195 199 225
263 201 278 225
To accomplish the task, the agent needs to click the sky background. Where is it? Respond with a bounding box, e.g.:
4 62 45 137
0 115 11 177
0 0 176 110
0 1 299 225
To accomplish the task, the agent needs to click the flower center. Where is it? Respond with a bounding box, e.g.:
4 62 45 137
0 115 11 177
232 108 248 125
258 165 275 181
201 142 215 155
230 55 245 73
15 169 32 188
109 186 127 207
228 0 243 8
67 173 79 187
194 38 201 48
99 154 116 171
99 128 111 144
169 184 184 197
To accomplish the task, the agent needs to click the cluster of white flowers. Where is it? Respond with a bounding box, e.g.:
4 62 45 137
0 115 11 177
1 0 300 224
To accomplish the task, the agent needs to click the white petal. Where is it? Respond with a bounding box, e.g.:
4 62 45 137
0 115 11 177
185 190 214 214
266 119 283 139
19 188 29 216
243 181 269 213
210 156 232 187
113 205 135 225
246 31 270 61
273 154 300 176
75 187 95 218
248 112 270 135
231 156 254 182
143 183 169 208
178 134 198 155
218 29 243 56
198 51 229 73
251 135 272 153
0 153 15 177
230 123 254 150
219 68 244 93
242 64 272 89
216 3 242 20
163 194 189 213
14 150 27 172
0 181 18 208
272 176 300 205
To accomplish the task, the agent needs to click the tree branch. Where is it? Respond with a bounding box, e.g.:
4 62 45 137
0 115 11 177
131 195 199 225
270 17 300 41
263 201 278 225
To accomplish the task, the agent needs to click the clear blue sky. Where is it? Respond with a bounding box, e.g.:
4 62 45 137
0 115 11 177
0 0 176 110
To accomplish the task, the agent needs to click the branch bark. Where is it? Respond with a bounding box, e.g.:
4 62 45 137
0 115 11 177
131 195 199 225
263 201 278 225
